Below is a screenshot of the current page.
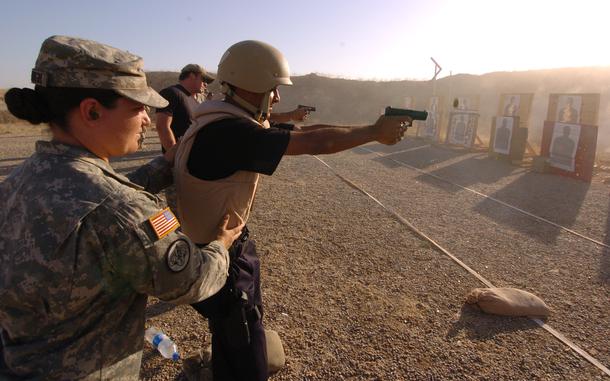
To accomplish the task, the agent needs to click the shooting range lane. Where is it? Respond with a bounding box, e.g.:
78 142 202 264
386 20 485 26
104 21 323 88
319 141 610 373
252 154 600 380
378 144 432 156
360 146 609 250
1 132 608 379
359 139 609 246
314 154 610 377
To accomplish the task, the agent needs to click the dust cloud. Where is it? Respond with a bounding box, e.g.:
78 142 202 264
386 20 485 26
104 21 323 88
4 67 610 153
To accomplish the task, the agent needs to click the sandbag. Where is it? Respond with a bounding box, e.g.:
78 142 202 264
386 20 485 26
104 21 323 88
466 287 551 317
265 329 286 374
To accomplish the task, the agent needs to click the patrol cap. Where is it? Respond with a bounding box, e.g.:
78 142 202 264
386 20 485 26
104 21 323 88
180 63 215 84
31 35 168 108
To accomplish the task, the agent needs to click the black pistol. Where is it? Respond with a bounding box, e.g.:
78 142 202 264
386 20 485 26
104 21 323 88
298 104 316 112
384 107 428 121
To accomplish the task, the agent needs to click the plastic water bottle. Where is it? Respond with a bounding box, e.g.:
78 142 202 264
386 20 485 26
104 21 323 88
145 327 180 361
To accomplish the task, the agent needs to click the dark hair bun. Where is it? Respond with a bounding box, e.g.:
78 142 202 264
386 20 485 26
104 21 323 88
5 88 51 124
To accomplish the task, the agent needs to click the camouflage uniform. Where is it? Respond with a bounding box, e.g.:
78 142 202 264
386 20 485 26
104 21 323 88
0 141 229 380
0 36 230 380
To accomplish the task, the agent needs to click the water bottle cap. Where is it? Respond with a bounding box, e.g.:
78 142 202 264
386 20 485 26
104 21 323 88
172 352 180 361
152 333 163 348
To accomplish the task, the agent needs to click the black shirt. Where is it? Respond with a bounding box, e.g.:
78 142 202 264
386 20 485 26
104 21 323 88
187 118 292 180
156 84 195 139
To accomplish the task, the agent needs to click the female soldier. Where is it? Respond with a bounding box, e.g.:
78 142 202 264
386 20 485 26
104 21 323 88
0 35 241 380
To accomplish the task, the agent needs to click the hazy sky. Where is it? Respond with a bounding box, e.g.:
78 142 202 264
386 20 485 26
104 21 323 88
2 0 610 88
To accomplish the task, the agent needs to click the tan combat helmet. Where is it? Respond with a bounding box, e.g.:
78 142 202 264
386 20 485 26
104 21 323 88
217 40 292 121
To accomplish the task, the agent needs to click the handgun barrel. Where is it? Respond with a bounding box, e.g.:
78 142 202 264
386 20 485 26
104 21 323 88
298 104 316 112
384 107 428 121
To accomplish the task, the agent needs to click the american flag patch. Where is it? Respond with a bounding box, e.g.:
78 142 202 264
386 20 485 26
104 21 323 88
148 208 180 239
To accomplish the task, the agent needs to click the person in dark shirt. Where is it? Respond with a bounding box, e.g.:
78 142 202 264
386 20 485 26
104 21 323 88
155 64 307 152
187 118 294 180
155 64 214 215
176 40 411 381
156 64 215 151
155 64 308 216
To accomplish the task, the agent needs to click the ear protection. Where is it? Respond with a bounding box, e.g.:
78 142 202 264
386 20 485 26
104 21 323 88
90 110 99 120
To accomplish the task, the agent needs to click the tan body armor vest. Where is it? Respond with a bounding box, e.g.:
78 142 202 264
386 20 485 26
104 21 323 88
174 101 268 244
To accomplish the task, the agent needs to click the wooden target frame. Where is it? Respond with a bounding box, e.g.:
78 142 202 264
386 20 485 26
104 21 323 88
540 121 597 182
416 96 443 141
546 93 600 126
445 111 480 148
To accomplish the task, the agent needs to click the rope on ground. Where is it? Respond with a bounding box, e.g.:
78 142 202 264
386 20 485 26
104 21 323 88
313 154 610 377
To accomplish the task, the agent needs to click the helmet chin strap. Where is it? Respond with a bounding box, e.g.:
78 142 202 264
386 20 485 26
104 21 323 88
222 83 272 123
257 92 272 122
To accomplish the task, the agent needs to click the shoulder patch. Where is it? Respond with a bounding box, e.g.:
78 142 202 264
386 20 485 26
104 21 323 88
166 239 191 272
148 207 180 239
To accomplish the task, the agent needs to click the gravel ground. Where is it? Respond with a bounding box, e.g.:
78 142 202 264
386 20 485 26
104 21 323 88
0 126 608 380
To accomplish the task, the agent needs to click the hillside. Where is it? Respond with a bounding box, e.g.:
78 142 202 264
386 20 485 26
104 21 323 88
148 67 610 150
0 89 17 125
3 66 610 149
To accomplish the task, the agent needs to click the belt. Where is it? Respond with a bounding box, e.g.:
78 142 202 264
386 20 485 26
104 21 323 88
237 225 250 243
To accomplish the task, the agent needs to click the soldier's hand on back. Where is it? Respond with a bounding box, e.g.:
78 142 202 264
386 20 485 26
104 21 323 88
215 212 245 250
373 115 412 145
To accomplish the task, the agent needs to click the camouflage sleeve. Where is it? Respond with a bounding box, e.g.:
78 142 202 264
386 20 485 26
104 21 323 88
88 196 229 304
126 156 173 194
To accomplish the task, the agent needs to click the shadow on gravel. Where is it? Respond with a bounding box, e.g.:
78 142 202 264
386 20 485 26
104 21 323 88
474 172 589 244
361 138 431 155
145 300 176 319
414 154 518 194
356 139 472 171
373 145 470 171
446 305 540 341
0 156 29 163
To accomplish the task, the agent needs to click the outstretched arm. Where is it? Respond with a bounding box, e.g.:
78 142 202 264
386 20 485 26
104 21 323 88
295 124 354 132
285 115 410 156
